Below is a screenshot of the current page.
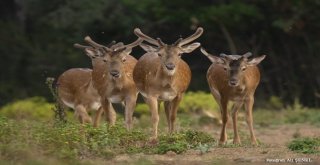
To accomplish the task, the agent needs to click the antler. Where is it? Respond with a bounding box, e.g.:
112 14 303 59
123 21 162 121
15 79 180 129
84 36 111 51
220 53 228 59
125 38 143 49
74 43 92 49
176 27 204 46
106 40 117 47
200 47 210 57
134 28 160 46
243 52 252 58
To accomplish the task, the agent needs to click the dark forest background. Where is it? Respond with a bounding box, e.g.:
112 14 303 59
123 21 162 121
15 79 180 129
0 0 319 107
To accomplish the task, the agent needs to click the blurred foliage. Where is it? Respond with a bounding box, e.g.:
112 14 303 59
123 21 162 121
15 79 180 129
179 91 219 113
0 0 320 107
0 97 54 121
135 91 219 116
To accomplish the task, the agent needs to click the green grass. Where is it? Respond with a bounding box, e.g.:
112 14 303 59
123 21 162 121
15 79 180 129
0 116 215 164
288 137 320 154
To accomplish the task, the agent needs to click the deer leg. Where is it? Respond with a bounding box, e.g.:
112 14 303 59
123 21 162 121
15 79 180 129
102 99 116 126
124 95 137 131
245 96 257 145
219 99 229 145
164 101 171 132
93 106 104 127
231 102 243 145
75 105 92 124
144 96 159 142
168 94 182 134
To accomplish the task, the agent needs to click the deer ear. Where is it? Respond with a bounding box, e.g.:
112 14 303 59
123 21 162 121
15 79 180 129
207 55 225 64
181 42 200 53
200 47 225 64
139 43 158 52
85 48 96 58
247 55 266 66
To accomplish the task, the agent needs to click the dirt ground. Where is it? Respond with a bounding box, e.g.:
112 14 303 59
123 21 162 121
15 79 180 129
92 123 320 165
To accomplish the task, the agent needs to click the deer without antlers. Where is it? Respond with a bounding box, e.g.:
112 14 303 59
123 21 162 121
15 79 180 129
74 37 142 130
200 48 266 145
133 27 203 141
57 60 102 124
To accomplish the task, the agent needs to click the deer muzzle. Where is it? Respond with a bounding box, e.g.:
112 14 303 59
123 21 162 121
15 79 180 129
110 70 120 78
165 63 175 70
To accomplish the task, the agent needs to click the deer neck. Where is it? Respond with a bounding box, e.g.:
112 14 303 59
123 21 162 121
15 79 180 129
155 64 176 88
106 70 128 90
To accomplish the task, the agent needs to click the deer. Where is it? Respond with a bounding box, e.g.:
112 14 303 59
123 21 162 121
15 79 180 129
200 48 266 145
74 37 142 130
132 27 203 142
57 41 118 124
57 58 102 124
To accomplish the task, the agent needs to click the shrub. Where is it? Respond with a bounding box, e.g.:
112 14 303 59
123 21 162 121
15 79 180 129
288 137 320 154
0 97 54 121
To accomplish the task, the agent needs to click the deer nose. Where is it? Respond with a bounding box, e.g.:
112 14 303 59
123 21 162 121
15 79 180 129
165 63 175 70
110 70 120 78
229 79 239 87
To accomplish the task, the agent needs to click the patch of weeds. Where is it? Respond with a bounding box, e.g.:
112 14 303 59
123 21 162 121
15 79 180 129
156 130 215 154
196 143 212 155
288 137 320 154
184 129 215 147
157 133 188 154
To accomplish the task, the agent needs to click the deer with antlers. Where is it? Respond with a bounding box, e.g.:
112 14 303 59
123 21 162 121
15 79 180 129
74 37 142 130
133 27 203 141
57 41 120 125
200 48 266 145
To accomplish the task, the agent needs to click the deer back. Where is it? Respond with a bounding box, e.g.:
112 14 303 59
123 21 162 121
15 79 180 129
57 68 100 108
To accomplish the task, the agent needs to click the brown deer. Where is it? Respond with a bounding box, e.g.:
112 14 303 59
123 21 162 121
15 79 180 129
200 48 266 145
75 37 142 130
133 27 203 141
57 41 118 124
57 59 102 124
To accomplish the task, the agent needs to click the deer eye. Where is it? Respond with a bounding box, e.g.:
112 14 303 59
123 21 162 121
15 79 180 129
103 59 107 63
241 67 246 71
158 53 162 57
223 67 227 71
122 58 126 63
178 53 182 57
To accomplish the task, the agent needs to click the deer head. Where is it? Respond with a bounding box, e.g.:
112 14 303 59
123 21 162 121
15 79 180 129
75 36 142 79
134 27 203 75
201 48 266 87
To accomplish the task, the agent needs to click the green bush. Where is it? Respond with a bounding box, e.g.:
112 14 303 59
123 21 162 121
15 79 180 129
179 91 218 113
288 137 320 154
135 103 150 116
0 97 54 121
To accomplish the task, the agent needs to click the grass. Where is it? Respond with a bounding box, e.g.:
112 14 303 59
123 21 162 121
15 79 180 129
0 116 216 164
288 137 320 154
1 94 320 164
